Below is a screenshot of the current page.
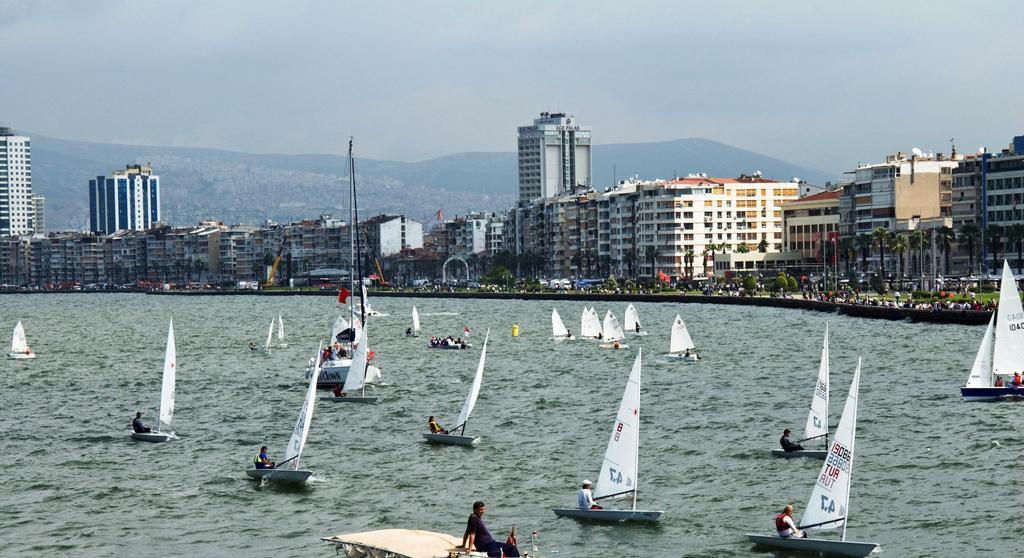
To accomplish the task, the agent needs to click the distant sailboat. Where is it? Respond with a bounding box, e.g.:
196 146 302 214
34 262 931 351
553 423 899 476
552 309 575 340
666 315 697 361
276 313 287 348
407 306 421 337
772 324 829 458
581 307 601 339
7 321 34 359
553 349 663 522
623 304 646 335
961 260 1024 401
363 284 387 317
246 342 321 484
424 330 490 446
323 324 378 403
262 319 274 352
599 310 628 349
131 320 176 443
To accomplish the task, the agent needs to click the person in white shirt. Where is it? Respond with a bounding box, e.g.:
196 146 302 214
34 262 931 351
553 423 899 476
577 479 602 510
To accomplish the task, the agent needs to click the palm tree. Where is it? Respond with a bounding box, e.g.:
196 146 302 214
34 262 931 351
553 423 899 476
757 238 769 253
935 226 955 276
986 224 1004 272
891 234 907 288
871 227 891 280
1008 223 1024 274
855 234 872 272
839 237 855 277
644 245 657 279
907 230 923 278
958 223 979 275
737 242 750 253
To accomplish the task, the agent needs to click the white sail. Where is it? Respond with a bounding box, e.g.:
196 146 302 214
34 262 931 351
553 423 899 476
595 348 642 502
552 309 570 337
286 342 322 470
966 314 995 388
343 325 369 392
456 330 489 430
11 321 28 353
158 320 176 432
804 324 830 441
264 319 274 350
992 260 1024 376
603 310 625 341
412 306 421 333
669 315 695 353
589 307 602 337
277 314 285 341
332 316 350 343
624 304 641 332
581 307 594 338
801 359 860 535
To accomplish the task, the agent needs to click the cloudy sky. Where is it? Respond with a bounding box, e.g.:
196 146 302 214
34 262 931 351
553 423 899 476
2 0 1022 173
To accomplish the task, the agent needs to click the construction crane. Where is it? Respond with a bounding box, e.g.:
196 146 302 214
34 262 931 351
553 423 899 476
264 232 290 288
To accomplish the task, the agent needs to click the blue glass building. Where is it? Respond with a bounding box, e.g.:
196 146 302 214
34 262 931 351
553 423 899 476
89 164 160 234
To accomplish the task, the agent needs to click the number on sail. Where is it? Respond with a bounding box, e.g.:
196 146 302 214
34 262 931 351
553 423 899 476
820 495 835 513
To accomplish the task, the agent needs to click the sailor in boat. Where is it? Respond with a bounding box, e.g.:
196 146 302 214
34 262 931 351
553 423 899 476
406 327 413 336
995 376 1005 387
774 504 805 538
254 446 275 469
460 501 520 557
132 412 151 433
683 348 700 360
565 328 573 338
248 341 257 351
613 340 621 349
597 331 603 340
577 479 602 510
332 384 347 398
1013 372 1023 386
634 322 641 333
428 415 448 435
779 429 804 452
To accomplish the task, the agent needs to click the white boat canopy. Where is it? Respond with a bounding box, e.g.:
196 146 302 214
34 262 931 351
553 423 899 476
321 529 463 558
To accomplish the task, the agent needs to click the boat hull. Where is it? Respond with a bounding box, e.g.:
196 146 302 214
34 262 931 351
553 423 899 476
7 352 35 360
553 335 576 340
746 534 879 557
422 433 479 446
320 396 378 404
598 343 630 350
245 468 313 484
771 448 827 459
130 431 173 443
305 360 351 388
552 507 663 522
428 344 471 350
667 353 698 361
960 386 1024 401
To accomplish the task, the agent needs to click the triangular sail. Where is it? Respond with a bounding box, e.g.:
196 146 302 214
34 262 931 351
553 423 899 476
456 330 489 430
343 325 368 392
595 349 642 503
332 316 350 343
992 261 1024 376
603 310 625 341
581 307 593 338
966 314 995 388
624 304 641 332
264 319 274 350
669 315 695 353
412 306 421 333
588 308 602 336
277 314 285 341
285 341 322 470
801 359 860 535
552 309 569 337
158 320 176 432
804 324 829 441
11 321 27 353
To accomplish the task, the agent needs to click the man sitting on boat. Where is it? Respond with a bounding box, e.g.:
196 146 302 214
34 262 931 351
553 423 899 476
995 376 1005 387
132 412 151 433
1013 372 1023 386
254 446 274 469
779 429 804 452
461 501 519 557
775 504 805 538
428 416 448 435
577 479 602 510
332 384 347 398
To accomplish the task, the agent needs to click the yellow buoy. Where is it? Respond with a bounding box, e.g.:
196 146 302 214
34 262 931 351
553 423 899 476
512 324 519 337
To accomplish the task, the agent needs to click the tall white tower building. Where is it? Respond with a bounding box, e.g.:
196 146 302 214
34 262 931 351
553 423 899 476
0 127 36 236
517 112 592 201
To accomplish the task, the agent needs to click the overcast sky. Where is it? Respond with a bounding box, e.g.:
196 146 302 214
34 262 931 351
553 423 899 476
2 0 1022 173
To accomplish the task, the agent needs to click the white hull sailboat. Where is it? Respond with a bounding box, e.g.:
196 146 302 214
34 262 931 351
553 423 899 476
623 303 647 336
247 342 321 484
773 324 829 459
7 321 34 359
407 306 421 337
598 310 629 350
322 324 378 403
580 306 601 339
424 330 489 446
261 318 274 353
276 313 287 348
666 314 698 361
551 309 575 340
131 320 177 443
553 349 663 523
748 359 879 557
961 260 1024 401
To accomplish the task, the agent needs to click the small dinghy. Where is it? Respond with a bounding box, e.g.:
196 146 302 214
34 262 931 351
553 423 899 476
424 330 489 446
666 315 698 361
362 284 388 317
7 321 35 359
131 320 177 443
598 310 629 349
961 261 1024 401
322 326 378 403
553 348 663 523
407 306 421 337
275 313 287 348
773 324 830 459
428 337 471 349
580 306 602 339
261 318 274 353
551 309 575 340
748 360 880 557
623 303 647 335
246 342 321 484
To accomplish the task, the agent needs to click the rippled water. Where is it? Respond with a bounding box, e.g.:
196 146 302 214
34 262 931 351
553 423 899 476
1 294 1020 557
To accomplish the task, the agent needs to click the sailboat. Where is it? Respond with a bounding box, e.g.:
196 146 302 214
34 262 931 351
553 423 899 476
551 309 575 340
961 260 1024 401
772 324 829 458
623 303 646 336
424 330 490 446
553 348 663 522
580 307 601 339
599 310 629 349
276 313 287 348
666 315 698 361
262 319 274 353
363 285 387 317
322 324 378 403
247 342 321 484
748 359 879 558
7 321 34 359
131 320 177 443
407 306 421 337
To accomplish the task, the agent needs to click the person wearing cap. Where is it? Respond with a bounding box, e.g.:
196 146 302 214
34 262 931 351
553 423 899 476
577 479 601 510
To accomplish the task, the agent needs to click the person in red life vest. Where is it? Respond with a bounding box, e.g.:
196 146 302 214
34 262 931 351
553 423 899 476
995 376 1005 387
1013 372 1023 387
332 384 347 398
775 504 805 538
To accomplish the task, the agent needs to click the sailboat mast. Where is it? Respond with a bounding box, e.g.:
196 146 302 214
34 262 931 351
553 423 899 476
347 139 356 324
351 146 366 324
632 350 641 512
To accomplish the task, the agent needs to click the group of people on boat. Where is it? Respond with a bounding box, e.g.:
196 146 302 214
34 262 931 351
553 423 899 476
429 336 467 349
993 372 1023 387
321 343 349 363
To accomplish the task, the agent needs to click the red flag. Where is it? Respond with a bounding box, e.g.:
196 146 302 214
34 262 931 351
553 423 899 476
368 273 380 280
338 287 350 303
436 209 444 221
463 326 471 336
658 270 670 283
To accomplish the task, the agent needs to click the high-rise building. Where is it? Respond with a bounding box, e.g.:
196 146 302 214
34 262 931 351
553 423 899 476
0 127 35 235
89 164 161 235
517 112 592 202
32 195 45 234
